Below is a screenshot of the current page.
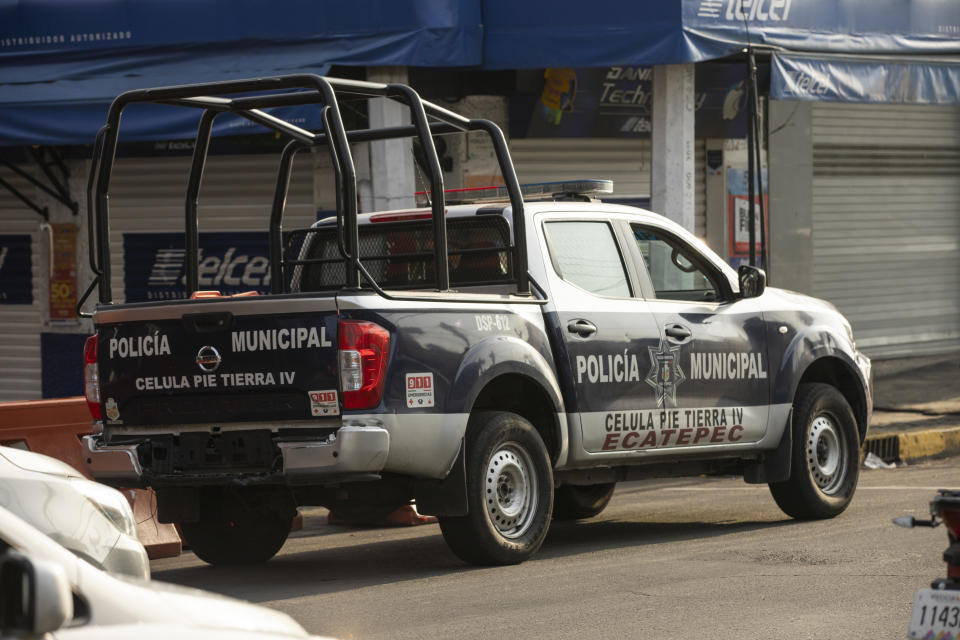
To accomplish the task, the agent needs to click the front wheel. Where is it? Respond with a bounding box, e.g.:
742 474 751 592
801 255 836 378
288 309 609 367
439 412 554 566
769 383 861 519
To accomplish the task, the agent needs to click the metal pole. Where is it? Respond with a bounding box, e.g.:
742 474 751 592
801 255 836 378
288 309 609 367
85 128 107 277
270 141 303 294
470 119 529 295
746 51 757 268
387 83 449 291
749 53 768 272
184 110 216 296
312 77 360 289
94 111 122 304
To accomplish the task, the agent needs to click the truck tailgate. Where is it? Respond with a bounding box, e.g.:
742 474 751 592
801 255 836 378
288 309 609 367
95 300 339 427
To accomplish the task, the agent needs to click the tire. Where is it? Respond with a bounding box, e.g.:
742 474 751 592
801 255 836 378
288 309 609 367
769 383 861 520
553 483 616 520
180 488 293 565
439 412 554 566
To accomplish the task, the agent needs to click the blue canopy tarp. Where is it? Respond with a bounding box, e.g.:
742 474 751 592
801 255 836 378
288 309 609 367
771 52 960 104
481 0 960 69
1 0 960 146
0 0 481 145
0 0 481 103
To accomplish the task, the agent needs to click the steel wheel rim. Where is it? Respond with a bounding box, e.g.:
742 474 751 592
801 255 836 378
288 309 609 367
807 414 846 494
484 442 538 539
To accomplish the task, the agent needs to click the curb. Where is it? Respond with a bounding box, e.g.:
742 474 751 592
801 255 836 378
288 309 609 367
865 426 960 465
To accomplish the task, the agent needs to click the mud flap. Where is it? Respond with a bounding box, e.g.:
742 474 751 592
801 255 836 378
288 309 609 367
743 409 792 484
413 441 468 517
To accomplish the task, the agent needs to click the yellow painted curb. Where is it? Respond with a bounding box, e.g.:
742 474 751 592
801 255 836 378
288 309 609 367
868 426 960 463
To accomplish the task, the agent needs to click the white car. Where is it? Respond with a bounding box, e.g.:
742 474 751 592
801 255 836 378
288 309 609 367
0 504 331 639
0 445 149 579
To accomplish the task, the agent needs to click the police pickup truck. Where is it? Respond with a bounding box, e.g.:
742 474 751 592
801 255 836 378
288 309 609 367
79 75 872 567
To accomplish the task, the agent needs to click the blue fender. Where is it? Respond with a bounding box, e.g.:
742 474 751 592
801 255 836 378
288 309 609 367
773 324 872 434
447 334 568 461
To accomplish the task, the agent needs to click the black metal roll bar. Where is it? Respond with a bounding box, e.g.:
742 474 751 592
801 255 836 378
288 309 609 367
76 74 531 317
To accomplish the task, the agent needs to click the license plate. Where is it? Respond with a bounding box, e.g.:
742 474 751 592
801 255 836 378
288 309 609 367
909 589 960 639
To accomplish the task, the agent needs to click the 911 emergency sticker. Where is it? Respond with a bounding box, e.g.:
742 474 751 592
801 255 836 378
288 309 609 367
308 390 339 416
405 372 435 408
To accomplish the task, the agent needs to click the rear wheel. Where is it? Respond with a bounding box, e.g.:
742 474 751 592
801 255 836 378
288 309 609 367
769 383 861 519
553 483 616 520
439 412 553 566
180 487 294 565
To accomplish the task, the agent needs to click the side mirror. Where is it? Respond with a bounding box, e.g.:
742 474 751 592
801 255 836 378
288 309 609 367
738 265 766 299
0 551 73 636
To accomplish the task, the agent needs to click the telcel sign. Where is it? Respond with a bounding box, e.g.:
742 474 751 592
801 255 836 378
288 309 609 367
123 232 277 301
696 0 792 22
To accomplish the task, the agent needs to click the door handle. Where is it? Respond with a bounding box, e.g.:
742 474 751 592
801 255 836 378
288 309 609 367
567 319 597 338
664 324 692 341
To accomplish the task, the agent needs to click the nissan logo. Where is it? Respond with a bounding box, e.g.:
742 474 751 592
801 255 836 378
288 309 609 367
196 345 222 373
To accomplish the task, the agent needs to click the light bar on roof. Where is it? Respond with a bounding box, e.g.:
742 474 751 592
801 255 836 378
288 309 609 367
415 179 614 206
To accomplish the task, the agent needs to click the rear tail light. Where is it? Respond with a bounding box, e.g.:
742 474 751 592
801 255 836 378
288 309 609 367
338 320 390 410
83 335 101 420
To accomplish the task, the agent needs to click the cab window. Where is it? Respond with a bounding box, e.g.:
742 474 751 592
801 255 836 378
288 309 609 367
631 225 721 302
544 221 631 297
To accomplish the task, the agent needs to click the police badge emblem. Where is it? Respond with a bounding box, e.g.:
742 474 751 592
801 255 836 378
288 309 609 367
645 337 685 407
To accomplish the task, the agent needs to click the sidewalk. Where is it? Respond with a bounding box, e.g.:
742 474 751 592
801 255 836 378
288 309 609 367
865 354 960 464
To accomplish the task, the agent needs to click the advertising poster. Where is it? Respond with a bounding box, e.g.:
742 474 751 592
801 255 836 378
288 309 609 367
727 166 768 263
511 64 755 140
123 232 277 302
49 223 78 320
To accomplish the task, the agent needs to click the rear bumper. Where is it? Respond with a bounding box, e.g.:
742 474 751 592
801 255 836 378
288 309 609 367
82 425 390 486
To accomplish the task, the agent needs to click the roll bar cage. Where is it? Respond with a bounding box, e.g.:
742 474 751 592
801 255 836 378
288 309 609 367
78 74 531 316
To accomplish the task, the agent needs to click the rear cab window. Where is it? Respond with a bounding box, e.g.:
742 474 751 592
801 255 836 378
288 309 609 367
292 216 513 292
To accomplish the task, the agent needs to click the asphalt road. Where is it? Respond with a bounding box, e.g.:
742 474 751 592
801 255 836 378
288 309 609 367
152 458 960 639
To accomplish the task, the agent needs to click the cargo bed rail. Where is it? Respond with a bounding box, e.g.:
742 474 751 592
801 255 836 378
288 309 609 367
78 75 532 317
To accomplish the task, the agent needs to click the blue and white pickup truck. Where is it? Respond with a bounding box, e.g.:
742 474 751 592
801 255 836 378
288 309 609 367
79 76 872 567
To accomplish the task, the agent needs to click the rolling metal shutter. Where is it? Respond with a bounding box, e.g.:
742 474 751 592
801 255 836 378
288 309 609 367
106 153 316 302
510 138 708 238
0 168 42 401
812 103 960 357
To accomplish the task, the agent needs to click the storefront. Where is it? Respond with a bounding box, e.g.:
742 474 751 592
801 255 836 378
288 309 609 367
769 54 960 356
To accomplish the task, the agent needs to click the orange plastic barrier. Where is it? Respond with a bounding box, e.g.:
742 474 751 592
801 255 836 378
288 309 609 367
129 488 182 559
0 397 94 476
0 397 182 559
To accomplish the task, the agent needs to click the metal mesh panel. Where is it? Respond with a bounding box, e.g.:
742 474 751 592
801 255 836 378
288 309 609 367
289 216 513 292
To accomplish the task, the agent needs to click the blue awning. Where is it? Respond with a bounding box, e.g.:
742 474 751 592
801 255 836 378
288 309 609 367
1 0 959 146
0 0 481 146
0 0 481 105
481 0 960 69
481 1 704 69
771 52 960 104
682 0 960 60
